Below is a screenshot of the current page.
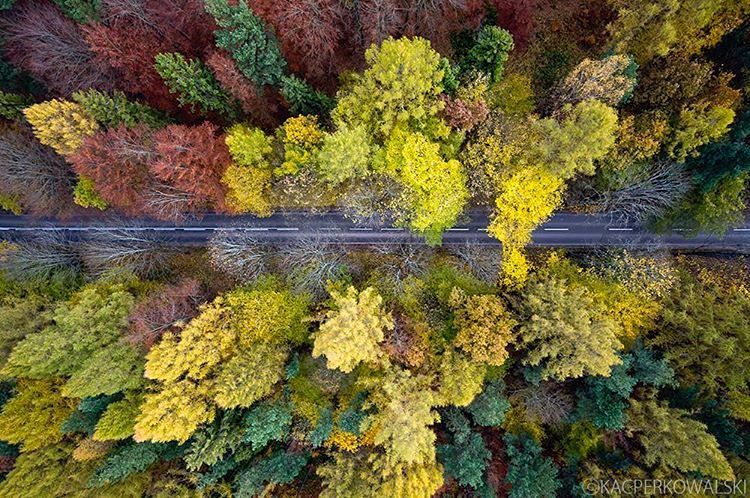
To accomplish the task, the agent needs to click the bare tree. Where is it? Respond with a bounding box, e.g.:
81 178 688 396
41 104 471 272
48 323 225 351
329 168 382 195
1 0 115 95
510 381 574 427
370 242 431 290
0 129 75 215
208 230 271 283
0 230 80 282
449 241 501 284
277 236 349 296
81 225 177 277
599 161 692 224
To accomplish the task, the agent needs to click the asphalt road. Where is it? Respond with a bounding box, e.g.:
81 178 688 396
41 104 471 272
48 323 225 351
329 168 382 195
1 211 749 250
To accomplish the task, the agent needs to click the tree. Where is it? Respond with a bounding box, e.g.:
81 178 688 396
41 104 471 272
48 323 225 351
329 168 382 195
3 282 134 379
317 452 444 498
72 89 168 129
154 52 235 118
459 26 515 81
150 123 231 217
69 124 155 215
626 399 734 480
504 434 560 498
0 129 74 215
312 286 393 373
0 293 52 370
332 37 446 138
52 0 100 23
93 394 141 441
205 50 280 128
280 73 335 117
647 275 749 398
279 115 324 175
81 228 175 277
667 103 735 162
518 276 623 381
83 0 215 112
1 0 114 95
87 441 171 487
545 55 638 114
0 380 75 452
243 400 292 450
235 449 309 497
317 124 373 184
62 342 144 398
203 0 287 87
0 90 31 121
468 380 511 427
364 368 439 466
378 128 468 244
435 349 485 407
73 176 108 210
489 167 564 286
128 279 203 352
437 409 491 489
136 285 307 442
452 292 516 366
529 100 619 179
23 99 99 156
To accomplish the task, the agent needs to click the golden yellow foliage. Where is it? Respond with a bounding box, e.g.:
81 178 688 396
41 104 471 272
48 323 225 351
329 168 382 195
23 99 98 155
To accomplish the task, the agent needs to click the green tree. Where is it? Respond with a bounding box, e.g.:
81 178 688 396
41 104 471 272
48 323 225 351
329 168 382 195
62 342 144 398
332 37 446 138
435 349 485 407
93 394 142 441
312 286 393 373
243 400 292 450
647 275 749 398
87 442 171 487
437 409 490 489
467 380 511 427
626 399 734 480
0 90 31 120
667 103 735 162
203 0 287 87
155 52 235 118
519 276 623 381
0 293 51 370
280 73 334 117
235 450 309 497
72 89 168 129
222 124 274 215
504 434 560 498
3 282 134 379
52 0 100 23
460 26 514 82
73 176 108 210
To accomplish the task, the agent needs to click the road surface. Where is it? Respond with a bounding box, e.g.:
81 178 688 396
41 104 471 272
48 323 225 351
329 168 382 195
0 211 749 250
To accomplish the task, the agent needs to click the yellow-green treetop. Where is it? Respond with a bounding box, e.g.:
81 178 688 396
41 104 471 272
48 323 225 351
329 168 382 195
23 99 99 156
312 286 393 373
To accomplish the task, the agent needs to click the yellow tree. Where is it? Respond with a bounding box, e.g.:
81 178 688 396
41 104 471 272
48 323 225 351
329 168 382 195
23 99 98 155
312 286 393 373
452 291 517 366
222 123 274 216
136 284 308 443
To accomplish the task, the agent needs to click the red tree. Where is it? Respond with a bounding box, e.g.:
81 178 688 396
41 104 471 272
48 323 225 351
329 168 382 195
401 0 487 54
150 122 231 217
128 278 205 351
256 0 350 88
1 0 116 96
83 0 216 113
493 0 536 49
69 124 155 216
356 0 404 49
205 50 282 129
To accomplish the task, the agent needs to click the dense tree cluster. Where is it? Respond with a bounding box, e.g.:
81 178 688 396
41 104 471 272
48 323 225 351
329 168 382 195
0 2 749 496
0 237 748 496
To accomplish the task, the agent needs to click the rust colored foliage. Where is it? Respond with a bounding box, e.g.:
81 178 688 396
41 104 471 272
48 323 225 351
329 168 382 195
128 278 205 351
484 427 510 497
441 95 489 132
151 122 231 214
252 0 350 88
83 0 216 113
492 0 536 49
69 124 155 215
400 0 486 54
205 50 281 129
0 0 116 96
